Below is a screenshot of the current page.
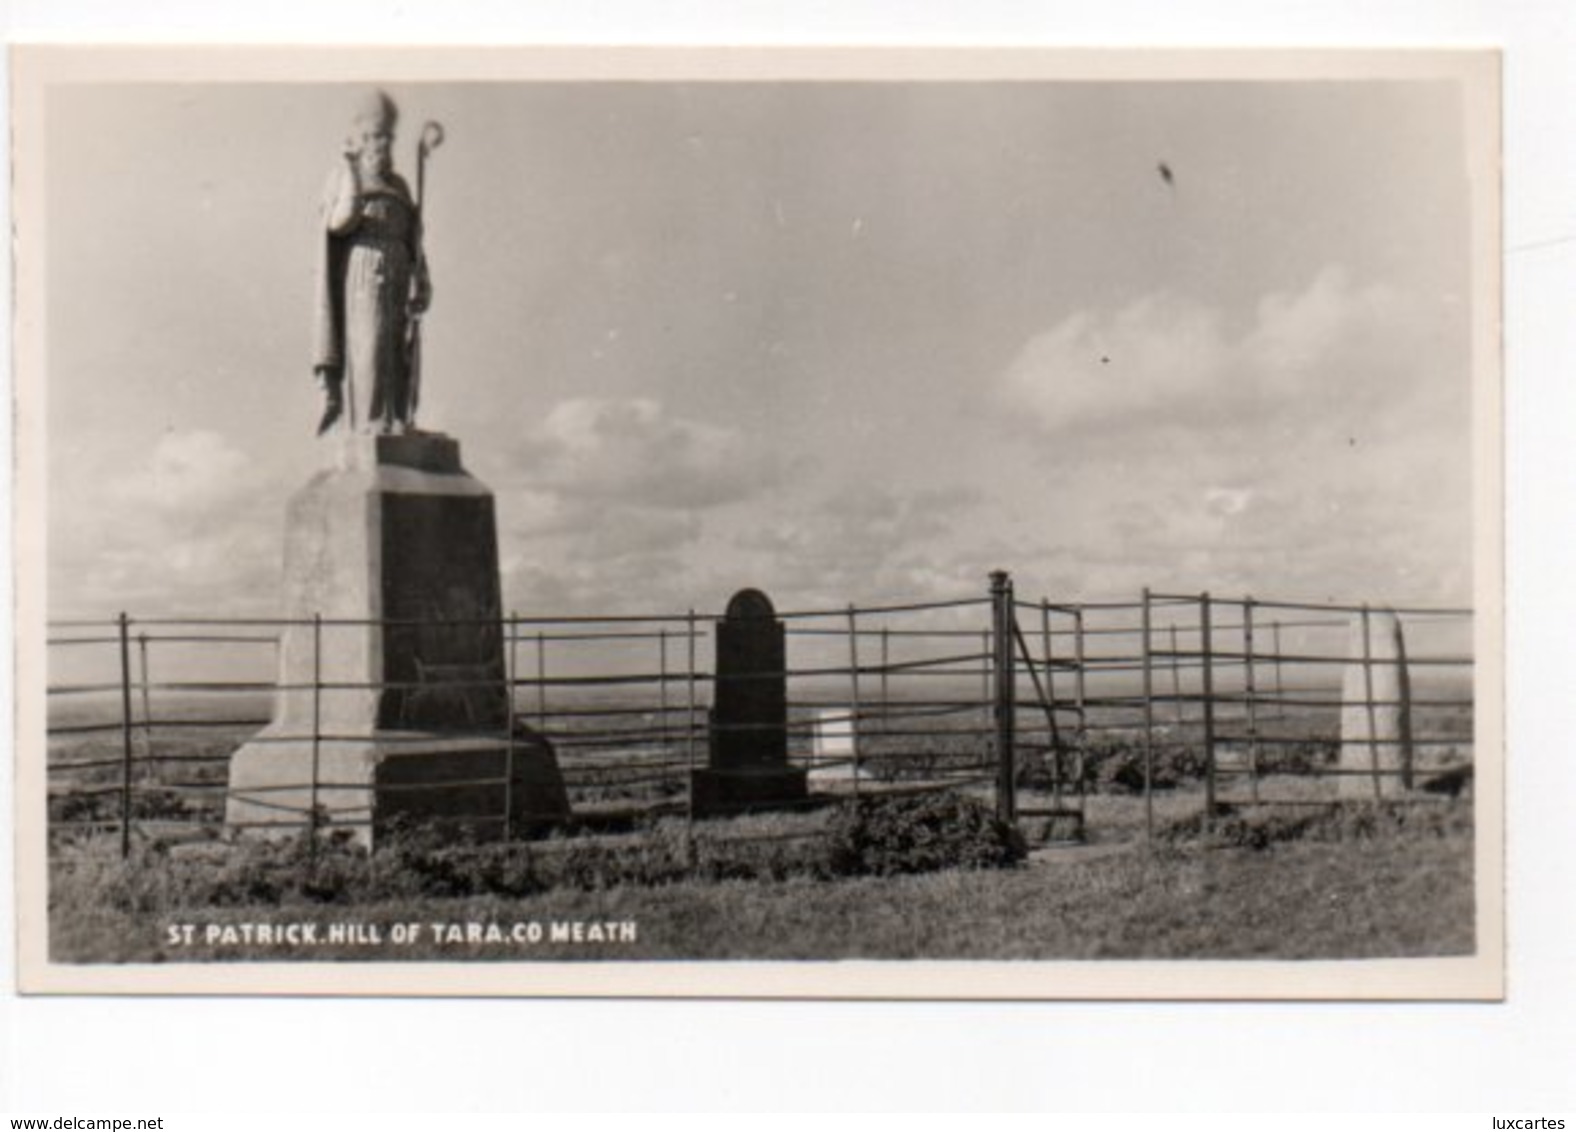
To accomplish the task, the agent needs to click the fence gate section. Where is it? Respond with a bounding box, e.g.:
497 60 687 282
991 576 1089 843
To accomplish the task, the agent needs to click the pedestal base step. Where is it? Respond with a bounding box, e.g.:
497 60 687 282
226 725 570 848
689 766 809 818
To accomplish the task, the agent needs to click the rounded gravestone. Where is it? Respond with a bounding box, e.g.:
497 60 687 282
690 586 807 816
725 588 776 621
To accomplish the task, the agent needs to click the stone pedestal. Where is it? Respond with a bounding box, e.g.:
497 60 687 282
1338 609 1414 801
690 588 807 817
226 432 568 843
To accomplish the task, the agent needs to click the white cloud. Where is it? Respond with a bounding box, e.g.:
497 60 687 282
729 485 985 607
998 266 1413 435
495 400 766 614
52 507 281 618
991 267 1472 605
1243 267 1392 387
511 397 781 510
52 429 284 616
113 429 252 513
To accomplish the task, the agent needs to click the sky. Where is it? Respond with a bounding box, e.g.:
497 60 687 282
41 75 1482 622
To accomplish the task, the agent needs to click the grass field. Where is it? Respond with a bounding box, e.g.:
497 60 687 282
47 793 1474 963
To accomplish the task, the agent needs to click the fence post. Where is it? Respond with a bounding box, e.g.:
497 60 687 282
503 612 517 840
1200 593 1217 827
535 631 548 727
659 627 670 750
1073 603 1088 809
1041 599 1061 811
117 613 135 859
879 626 890 740
1169 624 1185 727
990 571 1016 824
1272 621 1285 704
685 609 698 868
847 605 862 790
136 632 155 762
1141 589 1154 844
1361 603 1382 802
310 612 323 848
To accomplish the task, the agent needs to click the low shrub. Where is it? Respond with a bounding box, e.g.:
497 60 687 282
48 786 220 827
533 837 688 890
1256 738 1338 776
1158 799 1473 851
1017 732 1343 797
1309 800 1473 842
50 826 547 911
50 791 1032 919
1081 739 1209 794
180 832 387 906
1158 808 1325 850
825 792 1026 877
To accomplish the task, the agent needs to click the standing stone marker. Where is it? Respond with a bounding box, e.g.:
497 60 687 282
691 588 809 816
227 92 568 845
1338 609 1414 800
809 707 863 781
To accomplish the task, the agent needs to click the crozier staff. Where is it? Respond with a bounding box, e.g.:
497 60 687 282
312 89 433 436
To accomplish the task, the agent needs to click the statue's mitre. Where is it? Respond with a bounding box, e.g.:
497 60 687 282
351 88 398 132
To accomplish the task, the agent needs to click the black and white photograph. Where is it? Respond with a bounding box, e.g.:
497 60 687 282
12 47 1501 998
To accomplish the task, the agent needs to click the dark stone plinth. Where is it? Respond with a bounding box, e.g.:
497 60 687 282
268 432 508 735
226 432 569 845
692 588 806 817
690 766 810 818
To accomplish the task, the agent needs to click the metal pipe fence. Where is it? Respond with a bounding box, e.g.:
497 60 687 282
45 591 1002 854
1010 590 1474 838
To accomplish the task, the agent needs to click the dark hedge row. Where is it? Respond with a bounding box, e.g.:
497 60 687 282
53 793 1028 912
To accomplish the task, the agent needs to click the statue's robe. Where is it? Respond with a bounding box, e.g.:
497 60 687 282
313 166 422 428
